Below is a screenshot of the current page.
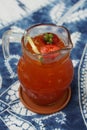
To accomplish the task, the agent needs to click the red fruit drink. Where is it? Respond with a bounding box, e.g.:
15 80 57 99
17 32 74 105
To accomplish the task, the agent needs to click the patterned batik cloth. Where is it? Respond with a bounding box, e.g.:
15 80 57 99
0 0 87 130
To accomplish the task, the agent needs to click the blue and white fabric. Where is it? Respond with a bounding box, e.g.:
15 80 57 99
0 0 87 130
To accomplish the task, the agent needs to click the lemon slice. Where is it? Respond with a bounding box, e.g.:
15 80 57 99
26 36 40 54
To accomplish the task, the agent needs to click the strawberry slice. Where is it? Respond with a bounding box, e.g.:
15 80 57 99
40 45 60 59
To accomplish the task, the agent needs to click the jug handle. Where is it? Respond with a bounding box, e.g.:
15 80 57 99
2 27 24 59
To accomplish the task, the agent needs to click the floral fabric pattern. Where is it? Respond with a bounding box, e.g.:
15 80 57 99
0 0 87 130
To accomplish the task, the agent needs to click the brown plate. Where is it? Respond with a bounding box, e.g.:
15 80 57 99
19 87 71 114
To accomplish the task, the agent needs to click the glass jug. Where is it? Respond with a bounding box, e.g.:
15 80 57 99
2 24 74 114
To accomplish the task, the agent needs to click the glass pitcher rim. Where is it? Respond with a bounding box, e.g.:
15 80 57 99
23 23 73 57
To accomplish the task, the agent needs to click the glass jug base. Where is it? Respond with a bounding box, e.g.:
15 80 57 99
19 86 71 114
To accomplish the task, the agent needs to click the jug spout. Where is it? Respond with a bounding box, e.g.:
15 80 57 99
55 26 73 58
57 26 73 50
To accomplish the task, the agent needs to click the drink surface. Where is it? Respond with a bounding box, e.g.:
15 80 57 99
26 33 65 55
